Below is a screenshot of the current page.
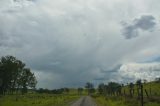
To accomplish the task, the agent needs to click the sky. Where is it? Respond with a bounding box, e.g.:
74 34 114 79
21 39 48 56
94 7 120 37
0 0 160 89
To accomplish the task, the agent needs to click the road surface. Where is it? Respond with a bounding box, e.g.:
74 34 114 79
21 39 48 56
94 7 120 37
71 96 97 106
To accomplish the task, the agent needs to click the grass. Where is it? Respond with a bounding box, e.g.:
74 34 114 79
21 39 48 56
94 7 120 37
122 81 160 97
0 93 80 106
94 96 129 106
0 82 159 106
94 95 160 106
94 81 160 106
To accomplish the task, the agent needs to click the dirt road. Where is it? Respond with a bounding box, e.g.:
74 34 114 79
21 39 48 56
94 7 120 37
70 96 97 106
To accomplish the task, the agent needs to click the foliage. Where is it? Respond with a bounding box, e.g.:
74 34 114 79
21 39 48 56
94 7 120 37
95 81 160 106
85 82 95 95
122 81 160 96
98 83 105 94
0 55 37 95
77 87 83 95
36 88 70 94
97 82 122 96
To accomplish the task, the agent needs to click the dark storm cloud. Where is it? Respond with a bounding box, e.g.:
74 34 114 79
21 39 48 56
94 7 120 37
121 15 157 39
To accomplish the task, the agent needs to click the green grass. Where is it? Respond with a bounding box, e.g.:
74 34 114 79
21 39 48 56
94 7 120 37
94 81 160 106
122 81 160 97
0 93 80 106
94 96 128 106
94 95 160 106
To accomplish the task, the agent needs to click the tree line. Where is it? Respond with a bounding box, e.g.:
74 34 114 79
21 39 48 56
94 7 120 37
36 88 70 94
83 82 122 96
98 82 122 96
0 55 37 95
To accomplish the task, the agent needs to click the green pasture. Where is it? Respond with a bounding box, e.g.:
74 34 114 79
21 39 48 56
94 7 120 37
122 81 160 96
0 93 80 106
94 95 160 106
94 81 160 106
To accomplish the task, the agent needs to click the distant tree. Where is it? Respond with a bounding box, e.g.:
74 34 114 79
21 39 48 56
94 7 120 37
129 82 134 97
85 82 94 95
136 79 142 87
37 88 66 94
37 88 44 93
107 82 122 96
155 77 160 83
143 79 147 84
78 88 83 95
136 79 142 97
63 88 70 94
90 88 96 94
98 83 105 94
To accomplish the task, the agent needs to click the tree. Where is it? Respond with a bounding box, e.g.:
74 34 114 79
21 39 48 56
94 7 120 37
78 88 83 95
107 82 121 96
0 55 37 95
155 77 160 83
136 79 142 98
19 68 37 94
63 88 70 94
129 82 134 97
98 83 105 94
85 82 94 95
0 56 19 95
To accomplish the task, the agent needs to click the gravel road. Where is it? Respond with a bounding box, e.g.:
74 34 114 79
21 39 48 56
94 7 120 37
70 96 97 106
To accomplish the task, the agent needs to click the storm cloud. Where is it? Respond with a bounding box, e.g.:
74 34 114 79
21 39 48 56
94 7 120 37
0 0 160 89
121 15 157 39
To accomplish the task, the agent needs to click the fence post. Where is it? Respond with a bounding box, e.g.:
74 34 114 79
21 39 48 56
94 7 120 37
140 84 144 106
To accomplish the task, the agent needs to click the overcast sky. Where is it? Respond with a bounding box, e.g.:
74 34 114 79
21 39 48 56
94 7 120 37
0 0 160 89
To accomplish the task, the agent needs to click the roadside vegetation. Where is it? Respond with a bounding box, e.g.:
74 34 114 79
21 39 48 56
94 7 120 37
0 55 80 106
0 55 159 106
93 80 160 106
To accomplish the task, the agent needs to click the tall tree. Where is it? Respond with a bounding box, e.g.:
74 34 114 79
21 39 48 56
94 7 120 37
19 68 37 94
0 55 37 95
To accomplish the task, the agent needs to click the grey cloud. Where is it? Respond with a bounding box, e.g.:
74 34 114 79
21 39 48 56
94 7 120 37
121 25 138 39
134 15 156 30
1 0 160 88
121 15 156 39
92 65 123 84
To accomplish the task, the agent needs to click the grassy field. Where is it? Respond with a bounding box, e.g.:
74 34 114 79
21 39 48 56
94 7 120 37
0 82 159 106
122 81 160 96
94 81 160 106
0 93 80 106
94 95 160 106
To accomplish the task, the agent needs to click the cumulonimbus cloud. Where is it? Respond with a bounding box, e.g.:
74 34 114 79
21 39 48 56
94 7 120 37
121 15 157 39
